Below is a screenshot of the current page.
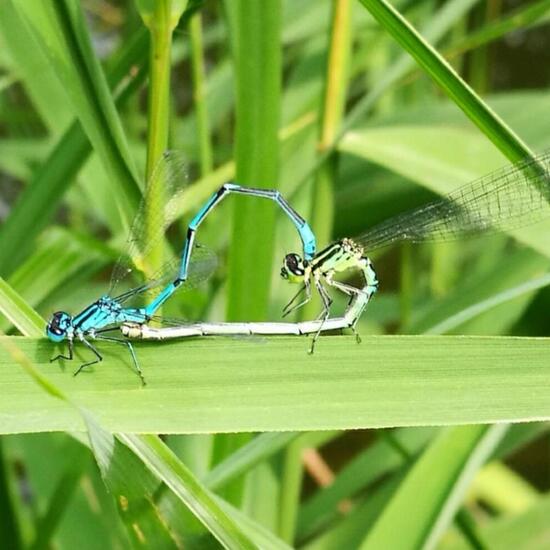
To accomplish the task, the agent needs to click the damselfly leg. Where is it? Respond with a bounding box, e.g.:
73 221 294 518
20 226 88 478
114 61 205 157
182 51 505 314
324 275 367 344
50 339 74 363
96 334 145 385
309 276 333 354
74 336 103 377
282 282 311 318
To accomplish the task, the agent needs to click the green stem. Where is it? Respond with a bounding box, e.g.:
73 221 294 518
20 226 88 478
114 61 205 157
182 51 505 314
302 0 352 320
445 0 550 57
226 1 281 321
190 11 213 176
312 0 352 240
278 438 304 544
145 0 174 279
400 242 412 329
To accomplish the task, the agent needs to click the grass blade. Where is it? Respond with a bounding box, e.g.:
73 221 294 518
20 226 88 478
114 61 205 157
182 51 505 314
425 273 550 335
203 432 299 491
120 433 257 549
357 0 533 164
0 278 43 337
360 425 507 550
445 0 550 58
2 335 550 433
310 0 353 246
298 428 438 539
13 0 141 226
0 1 72 134
0 30 149 276
303 0 352 320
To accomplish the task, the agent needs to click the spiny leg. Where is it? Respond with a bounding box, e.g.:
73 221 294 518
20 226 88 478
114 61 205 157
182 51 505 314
97 335 146 386
282 281 311 318
309 278 333 355
74 337 103 377
50 338 74 363
350 324 362 344
324 277 366 344
282 284 305 316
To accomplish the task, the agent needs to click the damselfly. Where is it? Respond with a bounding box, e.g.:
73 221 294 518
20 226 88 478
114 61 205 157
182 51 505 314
46 153 216 383
46 153 318 383
121 279 372 340
118 152 550 354
274 151 550 351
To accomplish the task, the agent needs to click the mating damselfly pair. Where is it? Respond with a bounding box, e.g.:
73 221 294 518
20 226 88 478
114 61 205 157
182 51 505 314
47 150 550 383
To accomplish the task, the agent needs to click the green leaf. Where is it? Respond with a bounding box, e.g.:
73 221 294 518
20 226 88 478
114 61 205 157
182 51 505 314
0 278 44 337
119 433 257 549
303 470 405 550
6 228 111 310
0 29 149 276
360 425 507 550
203 432 299 491
471 461 539 515
1 335 271 548
27 442 93 550
338 125 550 258
298 427 438 539
441 493 550 550
0 1 72 134
357 0 533 164
13 0 141 227
445 0 550 58
422 271 550 335
0 438 23 550
406 245 549 335
1 335 550 433
4 433 129 550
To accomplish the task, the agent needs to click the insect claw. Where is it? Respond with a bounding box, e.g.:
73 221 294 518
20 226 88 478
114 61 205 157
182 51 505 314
73 365 85 377
50 353 70 362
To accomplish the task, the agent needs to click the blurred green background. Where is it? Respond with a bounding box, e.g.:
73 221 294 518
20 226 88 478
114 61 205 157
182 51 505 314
1 0 550 548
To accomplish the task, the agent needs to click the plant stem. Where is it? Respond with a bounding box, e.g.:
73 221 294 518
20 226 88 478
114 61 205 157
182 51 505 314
190 11 213 176
145 0 174 279
303 0 352 319
226 0 281 321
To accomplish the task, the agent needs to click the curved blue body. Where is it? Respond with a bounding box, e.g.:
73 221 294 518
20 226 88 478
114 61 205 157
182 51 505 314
46 182 317 382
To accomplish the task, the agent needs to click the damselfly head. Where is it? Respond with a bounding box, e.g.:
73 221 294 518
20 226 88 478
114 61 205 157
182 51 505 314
281 253 305 284
46 311 72 342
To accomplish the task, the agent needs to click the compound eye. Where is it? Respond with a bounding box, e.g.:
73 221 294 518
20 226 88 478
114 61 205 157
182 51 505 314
49 311 68 331
284 253 304 275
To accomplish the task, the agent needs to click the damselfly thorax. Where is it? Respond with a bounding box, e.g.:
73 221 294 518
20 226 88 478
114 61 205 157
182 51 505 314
310 238 366 275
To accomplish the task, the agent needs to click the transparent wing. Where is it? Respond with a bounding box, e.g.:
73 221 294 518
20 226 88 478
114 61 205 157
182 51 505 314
108 150 190 296
114 243 218 305
356 151 550 251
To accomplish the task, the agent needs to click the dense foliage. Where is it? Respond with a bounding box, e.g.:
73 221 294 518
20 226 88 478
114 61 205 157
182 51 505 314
1 0 549 548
